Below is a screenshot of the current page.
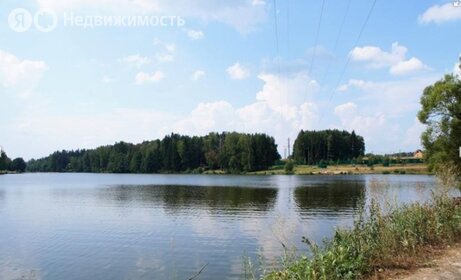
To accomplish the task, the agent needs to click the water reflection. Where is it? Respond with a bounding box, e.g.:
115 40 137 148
0 189 4 206
99 185 278 214
294 180 365 216
0 174 438 280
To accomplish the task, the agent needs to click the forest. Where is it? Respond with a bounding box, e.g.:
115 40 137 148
293 129 365 165
26 132 281 173
0 151 26 173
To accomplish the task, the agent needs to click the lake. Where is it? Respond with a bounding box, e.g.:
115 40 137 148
0 173 436 280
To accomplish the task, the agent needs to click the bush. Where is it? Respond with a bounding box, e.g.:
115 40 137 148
284 161 294 174
318 160 328 169
263 193 461 280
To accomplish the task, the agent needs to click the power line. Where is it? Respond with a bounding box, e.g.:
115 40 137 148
303 0 326 107
308 0 326 77
273 0 286 155
319 0 352 84
327 0 378 105
273 0 281 64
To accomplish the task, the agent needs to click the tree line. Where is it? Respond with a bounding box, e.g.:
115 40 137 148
292 129 365 165
26 132 281 174
0 150 26 173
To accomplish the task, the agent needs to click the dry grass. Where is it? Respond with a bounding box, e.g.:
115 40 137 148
248 164 429 176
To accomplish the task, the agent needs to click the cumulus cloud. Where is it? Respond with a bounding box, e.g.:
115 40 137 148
150 38 176 63
390 57 426 75
226 62 250 80
403 118 425 148
35 0 268 33
334 102 398 152
337 79 374 92
256 72 319 119
0 50 48 88
184 29 204 40
153 39 176 54
174 72 320 156
418 2 461 24
454 59 461 78
155 53 174 62
338 76 439 115
13 108 175 159
192 70 205 81
173 101 240 135
135 71 165 85
350 42 428 75
332 74 441 153
118 54 150 68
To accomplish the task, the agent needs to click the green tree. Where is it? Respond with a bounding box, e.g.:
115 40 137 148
418 63 461 171
284 160 294 174
0 151 11 171
10 158 26 173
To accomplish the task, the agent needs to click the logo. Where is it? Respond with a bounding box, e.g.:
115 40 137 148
8 8 58 33
8 8 33 32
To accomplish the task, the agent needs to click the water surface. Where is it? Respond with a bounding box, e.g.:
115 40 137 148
0 173 436 279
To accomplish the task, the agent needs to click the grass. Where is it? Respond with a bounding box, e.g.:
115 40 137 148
248 166 461 279
256 189 461 280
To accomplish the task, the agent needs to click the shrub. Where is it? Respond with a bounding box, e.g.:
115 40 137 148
284 161 294 174
262 193 461 280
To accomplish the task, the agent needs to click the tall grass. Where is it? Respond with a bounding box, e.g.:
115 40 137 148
257 170 461 280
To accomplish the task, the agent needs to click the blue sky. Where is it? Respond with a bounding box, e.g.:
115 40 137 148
1 0 460 159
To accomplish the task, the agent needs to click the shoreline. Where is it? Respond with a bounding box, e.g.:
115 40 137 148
261 193 461 280
14 163 430 176
376 241 461 280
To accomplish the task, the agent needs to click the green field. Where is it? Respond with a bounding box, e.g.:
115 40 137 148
248 163 429 175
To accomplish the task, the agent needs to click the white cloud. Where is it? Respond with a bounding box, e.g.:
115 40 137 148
256 72 319 119
192 70 205 81
226 62 250 80
174 72 320 156
350 42 428 75
403 118 425 148
102 75 114 83
338 76 439 115
0 50 48 88
418 2 461 24
332 75 440 153
36 0 268 33
184 29 205 40
454 59 461 78
14 108 175 159
305 45 335 61
174 101 239 135
334 102 398 153
155 53 174 62
337 79 374 92
135 71 165 85
390 57 426 76
153 38 176 62
251 0 266 6
119 54 150 68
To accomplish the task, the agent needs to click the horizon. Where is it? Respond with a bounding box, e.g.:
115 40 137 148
1 0 461 160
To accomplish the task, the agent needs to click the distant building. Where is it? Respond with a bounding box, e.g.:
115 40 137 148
414 149 424 159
